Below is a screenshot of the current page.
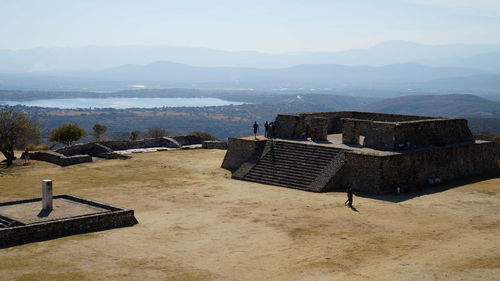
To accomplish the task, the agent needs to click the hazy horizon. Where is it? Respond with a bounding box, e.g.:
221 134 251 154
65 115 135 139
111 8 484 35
1 0 500 53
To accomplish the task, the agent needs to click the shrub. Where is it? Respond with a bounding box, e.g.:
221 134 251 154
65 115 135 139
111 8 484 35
92 123 107 141
191 131 218 141
49 124 85 146
145 128 169 138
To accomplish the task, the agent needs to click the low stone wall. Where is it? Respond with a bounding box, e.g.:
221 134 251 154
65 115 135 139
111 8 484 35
0 194 138 248
334 141 498 194
172 135 204 146
202 141 228 149
30 151 92 166
56 142 113 157
99 137 180 151
221 138 267 171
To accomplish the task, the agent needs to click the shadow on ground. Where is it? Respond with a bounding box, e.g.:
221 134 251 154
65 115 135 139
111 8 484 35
332 174 499 203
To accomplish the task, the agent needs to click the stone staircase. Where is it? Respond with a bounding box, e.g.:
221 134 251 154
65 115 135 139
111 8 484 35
0 215 22 228
239 140 345 192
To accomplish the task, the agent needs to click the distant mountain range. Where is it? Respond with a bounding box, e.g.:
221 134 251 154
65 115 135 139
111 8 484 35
0 61 493 92
67 61 487 87
1 40 499 93
364 94 500 118
1 41 500 73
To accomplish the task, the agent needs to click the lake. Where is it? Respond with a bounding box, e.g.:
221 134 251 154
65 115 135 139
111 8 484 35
1 97 245 109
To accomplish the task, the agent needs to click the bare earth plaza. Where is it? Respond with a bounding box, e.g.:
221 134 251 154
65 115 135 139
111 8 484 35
0 112 499 280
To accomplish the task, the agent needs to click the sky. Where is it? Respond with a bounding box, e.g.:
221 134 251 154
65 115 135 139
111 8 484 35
1 0 499 53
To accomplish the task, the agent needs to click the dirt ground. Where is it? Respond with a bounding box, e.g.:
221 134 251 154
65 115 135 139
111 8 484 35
0 150 499 281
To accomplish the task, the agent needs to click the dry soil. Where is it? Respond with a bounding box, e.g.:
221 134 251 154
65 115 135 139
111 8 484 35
0 150 499 281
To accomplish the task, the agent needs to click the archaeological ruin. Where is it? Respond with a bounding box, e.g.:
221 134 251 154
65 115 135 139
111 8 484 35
28 135 227 166
0 180 138 247
222 111 498 194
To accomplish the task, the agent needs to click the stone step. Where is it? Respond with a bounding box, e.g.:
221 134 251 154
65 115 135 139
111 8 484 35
266 153 336 163
247 168 318 182
244 174 311 190
260 154 334 166
272 142 341 153
242 140 343 191
270 144 340 155
0 217 12 228
268 146 339 157
250 161 322 175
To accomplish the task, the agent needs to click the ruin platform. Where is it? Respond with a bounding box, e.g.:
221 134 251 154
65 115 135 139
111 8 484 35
223 111 498 194
0 194 138 248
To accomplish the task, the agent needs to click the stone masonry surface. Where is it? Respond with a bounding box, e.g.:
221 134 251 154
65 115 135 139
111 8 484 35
0 194 138 248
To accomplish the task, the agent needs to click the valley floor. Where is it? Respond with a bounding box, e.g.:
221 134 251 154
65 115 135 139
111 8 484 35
0 150 499 281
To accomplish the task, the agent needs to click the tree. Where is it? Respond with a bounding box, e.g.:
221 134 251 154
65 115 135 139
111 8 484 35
49 124 85 146
145 128 169 138
0 109 40 166
130 130 140 141
92 123 107 141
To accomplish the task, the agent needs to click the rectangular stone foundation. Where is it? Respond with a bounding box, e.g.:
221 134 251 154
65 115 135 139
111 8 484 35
0 194 138 248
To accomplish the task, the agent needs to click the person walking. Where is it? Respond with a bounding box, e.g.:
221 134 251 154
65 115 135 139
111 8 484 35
344 186 353 207
24 147 30 165
253 121 259 139
264 121 269 138
269 122 275 139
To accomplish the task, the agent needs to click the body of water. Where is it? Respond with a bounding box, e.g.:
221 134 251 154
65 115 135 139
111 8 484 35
1 97 245 109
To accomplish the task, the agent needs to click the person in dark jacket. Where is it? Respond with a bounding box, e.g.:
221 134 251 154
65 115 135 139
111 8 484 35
253 121 259 139
345 186 353 207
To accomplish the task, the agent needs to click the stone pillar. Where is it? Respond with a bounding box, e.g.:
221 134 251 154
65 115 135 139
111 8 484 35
311 117 328 141
42 179 53 211
342 119 360 145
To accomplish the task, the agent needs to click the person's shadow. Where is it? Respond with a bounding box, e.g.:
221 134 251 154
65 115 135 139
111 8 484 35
348 205 359 212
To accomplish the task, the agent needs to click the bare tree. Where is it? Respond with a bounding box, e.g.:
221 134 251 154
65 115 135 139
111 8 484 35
145 128 169 138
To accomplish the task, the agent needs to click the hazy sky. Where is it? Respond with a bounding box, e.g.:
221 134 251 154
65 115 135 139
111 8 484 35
1 0 499 52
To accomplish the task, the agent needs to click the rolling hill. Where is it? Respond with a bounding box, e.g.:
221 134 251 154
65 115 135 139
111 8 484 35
364 94 500 118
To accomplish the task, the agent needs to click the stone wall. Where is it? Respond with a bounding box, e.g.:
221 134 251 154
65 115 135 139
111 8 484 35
274 114 305 139
362 118 474 150
0 194 138 248
274 111 437 139
100 137 180 151
333 141 498 194
394 119 474 148
363 122 398 150
171 135 204 146
310 117 328 141
221 138 267 171
56 142 113 157
342 118 362 145
30 151 92 166
202 141 228 149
